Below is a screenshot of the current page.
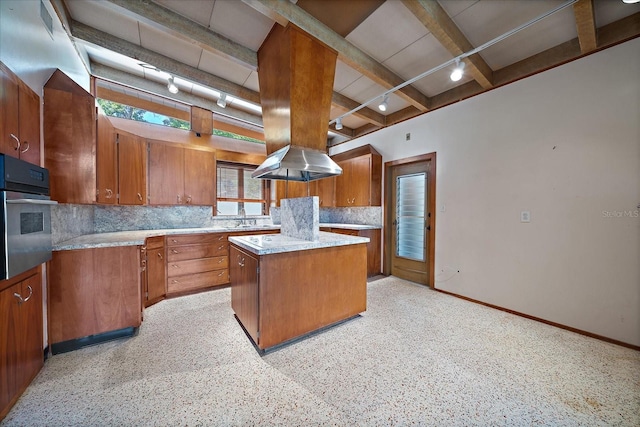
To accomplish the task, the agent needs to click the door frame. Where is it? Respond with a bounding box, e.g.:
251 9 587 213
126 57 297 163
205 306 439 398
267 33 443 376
383 152 436 288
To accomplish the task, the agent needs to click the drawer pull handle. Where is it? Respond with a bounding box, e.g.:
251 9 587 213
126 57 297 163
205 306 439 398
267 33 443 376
177 195 182 204
171 249 179 254
218 235 225 241
171 280 179 284
172 239 178 243
172 264 180 268
217 258 223 264
13 285 33 304
157 253 163 260
217 271 224 277
218 245 225 250
237 255 245 267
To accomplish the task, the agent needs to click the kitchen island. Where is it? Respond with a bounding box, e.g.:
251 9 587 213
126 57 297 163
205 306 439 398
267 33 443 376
229 232 369 351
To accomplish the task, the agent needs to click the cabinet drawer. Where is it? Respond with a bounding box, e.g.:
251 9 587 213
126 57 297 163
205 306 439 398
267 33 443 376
166 233 227 246
167 269 229 293
327 228 359 236
167 243 228 261
146 236 164 250
167 256 228 277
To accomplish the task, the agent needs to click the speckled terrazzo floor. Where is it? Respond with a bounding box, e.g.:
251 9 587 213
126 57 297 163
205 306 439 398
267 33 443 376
3 277 639 426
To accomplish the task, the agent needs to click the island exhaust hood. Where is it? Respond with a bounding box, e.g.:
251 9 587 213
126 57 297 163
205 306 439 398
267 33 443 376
252 24 341 182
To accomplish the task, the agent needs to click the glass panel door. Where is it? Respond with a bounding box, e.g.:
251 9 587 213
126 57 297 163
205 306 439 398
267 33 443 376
396 173 426 261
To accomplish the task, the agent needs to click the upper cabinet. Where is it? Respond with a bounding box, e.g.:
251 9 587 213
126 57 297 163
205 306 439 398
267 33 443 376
44 70 96 204
0 63 41 165
274 177 335 207
148 142 215 206
117 132 147 205
333 145 382 207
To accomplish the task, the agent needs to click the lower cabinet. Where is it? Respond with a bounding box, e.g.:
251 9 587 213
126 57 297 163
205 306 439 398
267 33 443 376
166 233 229 294
0 268 43 421
321 227 381 277
144 236 166 307
230 245 260 343
48 246 142 347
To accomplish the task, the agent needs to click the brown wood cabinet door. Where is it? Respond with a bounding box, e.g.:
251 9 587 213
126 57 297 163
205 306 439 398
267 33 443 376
148 143 184 205
184 148 215 205
334 159 351 207
276 180 310 206
230 246 259 344
315 176 335 207
49 247 141 344
44 85 96 204
17 274 43 391
350 156 371 206
0 282 20 417
96 115 117 204
0 66 20 158
117 133 147 205
17 82 40 165
146 247 166 305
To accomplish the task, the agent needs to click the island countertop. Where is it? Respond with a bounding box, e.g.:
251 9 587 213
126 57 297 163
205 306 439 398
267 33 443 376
229 231 369 256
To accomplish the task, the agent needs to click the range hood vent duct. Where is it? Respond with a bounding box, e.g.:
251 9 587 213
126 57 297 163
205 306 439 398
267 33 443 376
252 145 341 182
254 24 340 181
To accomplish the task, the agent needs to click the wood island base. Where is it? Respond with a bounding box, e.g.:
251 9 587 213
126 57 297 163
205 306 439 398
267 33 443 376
230 242 367 351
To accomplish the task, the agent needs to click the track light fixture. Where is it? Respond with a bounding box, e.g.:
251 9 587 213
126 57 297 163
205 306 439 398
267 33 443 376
335 117 343 130
167 76 179 94
378 95 388 112
217 93 227 108
450 59 465 82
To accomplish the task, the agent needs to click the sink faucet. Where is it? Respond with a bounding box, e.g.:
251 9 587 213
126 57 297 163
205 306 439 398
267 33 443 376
239 207 246 226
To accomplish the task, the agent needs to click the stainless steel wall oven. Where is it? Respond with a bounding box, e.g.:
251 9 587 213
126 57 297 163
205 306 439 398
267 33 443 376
1 154 55 280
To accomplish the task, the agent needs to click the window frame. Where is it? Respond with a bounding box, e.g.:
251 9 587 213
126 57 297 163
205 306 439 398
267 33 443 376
216 162 270 216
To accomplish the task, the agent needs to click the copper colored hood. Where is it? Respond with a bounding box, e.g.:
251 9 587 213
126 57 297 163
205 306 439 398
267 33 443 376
252 24 342 181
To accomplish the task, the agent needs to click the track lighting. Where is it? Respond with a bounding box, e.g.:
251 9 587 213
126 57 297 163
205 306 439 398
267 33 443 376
378 95 388 112
622 0 640 4
167 76 179 94
217 93 227 108
335 117 343 130
450 59 465 82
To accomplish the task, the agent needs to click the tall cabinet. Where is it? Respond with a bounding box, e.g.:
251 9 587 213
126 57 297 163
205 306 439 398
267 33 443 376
44 69 96 203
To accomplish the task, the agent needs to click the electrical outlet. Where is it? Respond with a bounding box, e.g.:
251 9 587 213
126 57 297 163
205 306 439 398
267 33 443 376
405 133 411 141
520 211 531 223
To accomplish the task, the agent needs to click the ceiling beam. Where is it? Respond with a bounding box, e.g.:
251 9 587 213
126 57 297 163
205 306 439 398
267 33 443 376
573 0 597 54
103 0 258 70
331 92 386 126
401 0 493 90
91 63 263 128
243 0 431 111
329 123 356 138
70 20 262 105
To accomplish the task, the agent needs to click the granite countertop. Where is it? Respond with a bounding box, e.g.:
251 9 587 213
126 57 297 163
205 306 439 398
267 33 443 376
229 232 370 256
53 223 379 251
53 225 281 251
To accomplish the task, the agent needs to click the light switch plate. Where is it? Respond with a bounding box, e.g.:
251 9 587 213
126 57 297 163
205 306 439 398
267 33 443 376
521 211 531 223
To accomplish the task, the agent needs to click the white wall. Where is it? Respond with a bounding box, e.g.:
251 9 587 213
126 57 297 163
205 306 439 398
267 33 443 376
0 0 89 94
332 39 640 347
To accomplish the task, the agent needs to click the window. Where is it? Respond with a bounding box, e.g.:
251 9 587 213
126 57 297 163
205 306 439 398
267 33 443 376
216 163 268 215
96 98 190 130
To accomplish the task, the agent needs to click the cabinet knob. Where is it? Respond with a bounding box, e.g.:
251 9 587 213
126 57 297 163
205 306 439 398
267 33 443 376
10 133 19 150
13 285 33 304
20 140 29 153
137 193 143 201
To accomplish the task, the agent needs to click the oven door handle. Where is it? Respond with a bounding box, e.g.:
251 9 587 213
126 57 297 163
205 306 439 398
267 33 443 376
5 199 58 205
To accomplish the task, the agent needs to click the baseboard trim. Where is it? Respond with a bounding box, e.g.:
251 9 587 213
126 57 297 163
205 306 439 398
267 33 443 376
435 288 640 351
51 327 138 354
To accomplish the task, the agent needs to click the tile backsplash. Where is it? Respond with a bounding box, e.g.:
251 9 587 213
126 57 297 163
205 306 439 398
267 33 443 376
51 204 94 245
271 206 382 226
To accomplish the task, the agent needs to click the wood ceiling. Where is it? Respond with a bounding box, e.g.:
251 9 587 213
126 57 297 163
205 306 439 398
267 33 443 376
53 0 640 148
